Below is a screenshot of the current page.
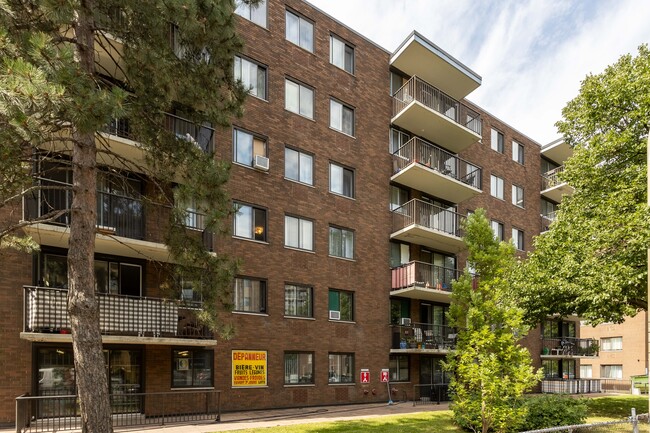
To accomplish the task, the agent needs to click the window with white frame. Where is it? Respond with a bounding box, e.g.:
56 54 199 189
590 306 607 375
512 228 524 250
580 364 593 378
285 79 314 119
329 99 354 136
235 0 267 27
390 128 410 154
491 128 504 153
329 163 354 198
601 365 623 380
284 284 313 318
284 352 314 384
601 337 623 351
285 147 313 185
233 128 266 167
285 10 313 52
233 277 267 313
234 202 267 242
491 220 504 241
330 35 354 73
328 353 354 383
390 185 408 211
512 140 524 164
329 226 354 259
284 215 313 251
490 175 504 199
512 184 524 208
234 56 267 99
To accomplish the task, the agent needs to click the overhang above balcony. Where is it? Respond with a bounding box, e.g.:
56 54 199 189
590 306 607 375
542 138 573 165
391 286 451 303
20 332 217 347
390 225 464 253
391 31 481 100
541 182 573 203
391 163 481 203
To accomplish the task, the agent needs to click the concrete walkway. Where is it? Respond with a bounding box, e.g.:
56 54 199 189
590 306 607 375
4 401 449 433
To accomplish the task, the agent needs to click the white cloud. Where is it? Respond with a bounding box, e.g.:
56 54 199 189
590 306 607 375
307 0 650 143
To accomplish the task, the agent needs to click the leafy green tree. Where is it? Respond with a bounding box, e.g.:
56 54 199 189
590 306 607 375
446 209 541 433
517 45 650 325
0 1 259 431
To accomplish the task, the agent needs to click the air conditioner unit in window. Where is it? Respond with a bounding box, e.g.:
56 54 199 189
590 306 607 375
400 317 412 326
329 310 341 320
253 155 269 171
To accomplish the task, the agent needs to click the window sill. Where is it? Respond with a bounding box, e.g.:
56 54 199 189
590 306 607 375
232 161 270 174
284 177 316 188
329 319 356 324
329 192 356 201
232 311 269 317
285 40 316 56
284 383 316 388
171 387 215 391
232 236 269 245
328 382 355 386
284 315 316 321
330 64 356 78
284 246 316 254
284 109 316 122
328 126 356 139
328 255 356 262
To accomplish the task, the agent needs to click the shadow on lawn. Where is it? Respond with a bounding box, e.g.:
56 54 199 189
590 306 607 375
297 413 463 433
586 395 649 419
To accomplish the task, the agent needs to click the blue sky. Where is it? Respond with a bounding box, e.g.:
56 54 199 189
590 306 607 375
307 0 650 144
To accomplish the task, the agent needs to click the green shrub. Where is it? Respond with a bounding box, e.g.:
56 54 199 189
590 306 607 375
518 395 587 431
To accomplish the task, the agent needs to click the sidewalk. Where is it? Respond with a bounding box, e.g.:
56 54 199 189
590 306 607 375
3 401 449 433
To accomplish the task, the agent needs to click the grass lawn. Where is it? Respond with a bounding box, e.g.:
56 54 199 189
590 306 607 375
220 395 650 433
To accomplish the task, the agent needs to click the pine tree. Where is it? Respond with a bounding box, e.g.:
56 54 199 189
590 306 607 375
445 209 542 433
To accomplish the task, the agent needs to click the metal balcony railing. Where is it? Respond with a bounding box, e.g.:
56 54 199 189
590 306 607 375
540 336 599 357
391 323 458 350
23 286 213 339
102 113 215 153
392 75 482 135
391 261 460 291
541 165 565 190
392 137 482 189
391 199 465 238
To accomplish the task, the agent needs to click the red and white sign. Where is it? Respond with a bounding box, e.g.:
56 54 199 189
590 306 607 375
360 369 370 383
381 369 390 383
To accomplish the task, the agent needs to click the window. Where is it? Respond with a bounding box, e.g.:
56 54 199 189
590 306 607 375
512 185 524 208
491 220 504 241
234 203 267 242
233 277 266 313
284 215 313 251
285 10 313 52
233 128 266 167
330 35 354 73
390 128 410 154
580 365 593 379
234 0 267 27
512 141 524 164
328 353 354 383
601 337 623 351
284 352 314 384
390 185 408 211
390 72 406 96
601 365 623 380
285 147 313 185
329 163 354 198
329 226 354 259
490 175 504 199
284 284 313 318
541 199 558 219
328 289 353 321
179 277 202 303
389 242 410 268
329 99 354 136
234 56 267 99
285 79 314 119
512 228 524 251
491 128 504 153
389 355 409 382
542 360 559 378
172 349 213 388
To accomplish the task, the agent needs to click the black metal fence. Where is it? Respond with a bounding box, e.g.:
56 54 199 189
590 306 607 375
412 383 450 406
15 390 221 433
391 323 457 350
540 337 599 357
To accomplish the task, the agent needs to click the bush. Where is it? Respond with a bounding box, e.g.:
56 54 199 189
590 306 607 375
518 395 587 431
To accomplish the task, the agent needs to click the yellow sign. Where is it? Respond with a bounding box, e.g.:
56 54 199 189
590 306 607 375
232 350 267 387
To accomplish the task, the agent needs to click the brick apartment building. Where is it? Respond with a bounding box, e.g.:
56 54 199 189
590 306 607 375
0 0 601 426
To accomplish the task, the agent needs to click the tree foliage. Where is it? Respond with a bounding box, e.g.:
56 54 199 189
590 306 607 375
516 45 650 325
446 209 541 433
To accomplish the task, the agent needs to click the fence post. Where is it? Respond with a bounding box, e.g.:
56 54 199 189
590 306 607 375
632 407 639 433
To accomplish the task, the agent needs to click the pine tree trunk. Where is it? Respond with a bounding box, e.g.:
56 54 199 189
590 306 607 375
68 1 113 432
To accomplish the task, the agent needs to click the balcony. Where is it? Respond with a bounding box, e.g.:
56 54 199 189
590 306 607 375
392 76 481 153
390 31 481 100
391 199 465 253
540 337 599 358
541 138 572 165
21 286 216 346
541 166 573 202
390 323 458 353
392 137 481 203
540 213 556 233
391 261 460 303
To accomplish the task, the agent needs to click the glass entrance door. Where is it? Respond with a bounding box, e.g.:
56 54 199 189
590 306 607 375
419 356 449 402
106 349 142 414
